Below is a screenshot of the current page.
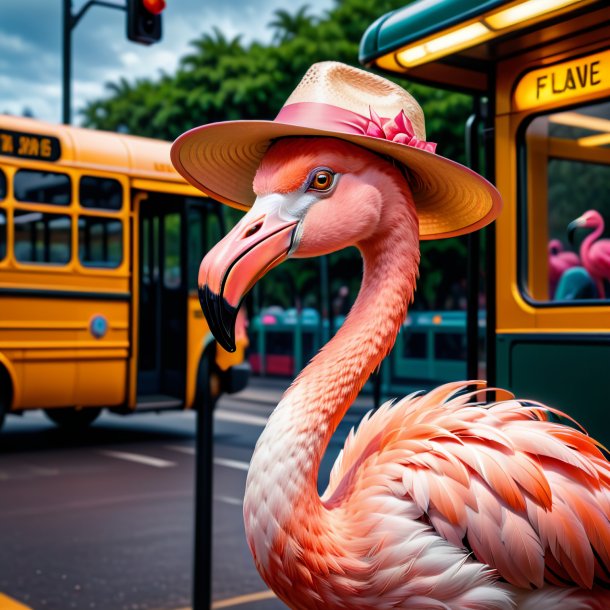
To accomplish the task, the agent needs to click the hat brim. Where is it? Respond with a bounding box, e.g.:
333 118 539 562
170 120 502 240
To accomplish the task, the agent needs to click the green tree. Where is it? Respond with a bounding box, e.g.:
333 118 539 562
269 6 317 44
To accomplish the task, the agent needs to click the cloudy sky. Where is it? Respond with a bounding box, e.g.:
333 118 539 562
1 0 333 124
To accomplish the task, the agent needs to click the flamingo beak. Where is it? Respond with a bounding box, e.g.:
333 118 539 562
198 209 299 352
567 216 586 245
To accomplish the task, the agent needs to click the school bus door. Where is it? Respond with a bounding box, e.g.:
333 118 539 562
137 192 187 403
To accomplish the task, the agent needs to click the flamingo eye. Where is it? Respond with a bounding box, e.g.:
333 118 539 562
307 170 334 192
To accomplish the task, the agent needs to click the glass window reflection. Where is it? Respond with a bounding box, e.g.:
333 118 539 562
523 101 610 302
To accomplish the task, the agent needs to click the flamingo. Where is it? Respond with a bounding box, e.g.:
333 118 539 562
548 239 579 298
568 210 610 298
194 138 610 609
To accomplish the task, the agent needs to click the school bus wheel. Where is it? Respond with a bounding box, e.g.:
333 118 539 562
44 407 102 430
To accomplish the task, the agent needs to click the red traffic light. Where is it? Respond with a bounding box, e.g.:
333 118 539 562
143 0 165 15
127 0 162 44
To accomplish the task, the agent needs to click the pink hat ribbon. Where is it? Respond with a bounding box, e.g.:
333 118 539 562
275 102 437 154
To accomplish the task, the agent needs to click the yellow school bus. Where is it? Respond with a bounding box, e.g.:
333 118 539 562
0 115 249 431
361 0 610 445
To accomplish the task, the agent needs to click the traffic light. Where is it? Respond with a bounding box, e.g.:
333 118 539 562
126 0 165 45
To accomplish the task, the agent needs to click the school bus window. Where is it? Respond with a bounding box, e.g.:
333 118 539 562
79 176 123 211
14 210 71 264
521 100 610 303
78 216 123 268
207 212 221 251
163 212 181 288
14 169 71 206
0 168 6 200
187 207 204 290
0 211 6 261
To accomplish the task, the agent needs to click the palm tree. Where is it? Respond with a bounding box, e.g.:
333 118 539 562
269 6 316 44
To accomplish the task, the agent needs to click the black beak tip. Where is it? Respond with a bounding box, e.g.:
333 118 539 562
567 220 580 245
198 284 238 353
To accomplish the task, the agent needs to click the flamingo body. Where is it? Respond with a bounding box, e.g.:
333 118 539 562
198 139 610 609
570 210 610 298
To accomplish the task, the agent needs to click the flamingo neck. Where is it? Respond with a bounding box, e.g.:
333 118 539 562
244 189 419 572
581 221 604 265
580 220 605 296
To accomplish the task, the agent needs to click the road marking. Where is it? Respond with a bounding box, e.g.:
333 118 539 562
215 495 242 507
165 446 251 472
214 457 250 472
166 445 195 455
212 590 277 608
0 593 34 609
171 589 277 610
215 410 268 427
100 450 176 468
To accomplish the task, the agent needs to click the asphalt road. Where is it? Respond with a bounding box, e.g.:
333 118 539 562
0 378 377 610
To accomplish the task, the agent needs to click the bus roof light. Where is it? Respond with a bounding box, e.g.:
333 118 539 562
397 22 491 68
426 22 489 53
578 133 610 147
485 0 585 30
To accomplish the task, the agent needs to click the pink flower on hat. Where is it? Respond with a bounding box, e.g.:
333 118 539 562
365 107 437 153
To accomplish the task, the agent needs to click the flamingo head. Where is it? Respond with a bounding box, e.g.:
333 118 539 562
568 209 604 244
548 239 564 255
198 137 416 351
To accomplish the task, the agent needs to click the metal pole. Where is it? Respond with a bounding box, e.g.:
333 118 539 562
62 0 72 124
482 96 497 387
61 0 126 125
193 349 216 610
465 100 482 380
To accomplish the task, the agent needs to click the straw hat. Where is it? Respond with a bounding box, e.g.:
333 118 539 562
171 62 502 240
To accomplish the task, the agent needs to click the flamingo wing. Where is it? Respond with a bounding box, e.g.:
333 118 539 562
588 239 610 279
324 382 610 590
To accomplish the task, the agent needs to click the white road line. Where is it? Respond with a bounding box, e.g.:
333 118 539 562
100 450 176 468
214 409 268 427
214 457 250 472
164 446 251 473
215 495 243 506
166 445 195 455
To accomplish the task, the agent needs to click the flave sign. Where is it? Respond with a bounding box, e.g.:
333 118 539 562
514 50 610 111
0 129 61 161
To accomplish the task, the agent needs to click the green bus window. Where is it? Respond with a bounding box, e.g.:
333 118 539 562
163 212 181 288
14 169 70 205
0 169 6 200
78 217 123 268
79 176 123 211
14 211 71 264
0 210 6 261
522 100 610 303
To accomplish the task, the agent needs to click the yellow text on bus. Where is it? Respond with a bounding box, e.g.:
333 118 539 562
514 49 610 111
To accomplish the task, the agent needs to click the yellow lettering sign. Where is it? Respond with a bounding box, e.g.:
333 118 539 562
0 134 13 153
154 162 174 173
40 138 51 158
514 50 610 111
0 129 61 161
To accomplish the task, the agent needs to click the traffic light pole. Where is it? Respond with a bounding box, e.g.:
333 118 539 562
62 0 126 124
193 350 217 610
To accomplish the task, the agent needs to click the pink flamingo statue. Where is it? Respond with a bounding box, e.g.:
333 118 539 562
568 210 610 298
172 63 610 609
548 239 579 298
